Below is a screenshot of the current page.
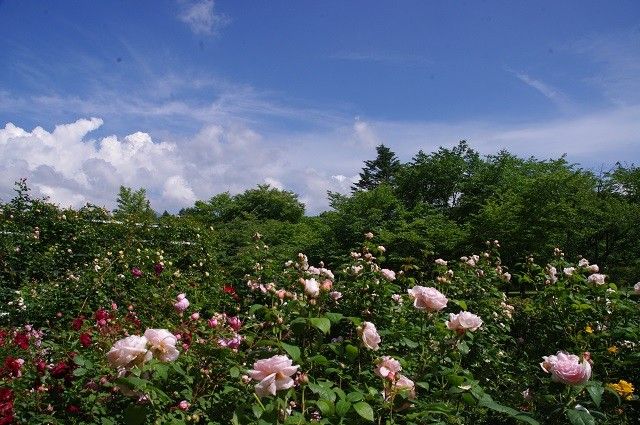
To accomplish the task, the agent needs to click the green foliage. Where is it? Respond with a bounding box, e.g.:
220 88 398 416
352 144 402 191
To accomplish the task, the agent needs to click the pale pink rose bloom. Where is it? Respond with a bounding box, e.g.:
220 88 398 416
391 294 403 304
563 267 575 277
364 232 374 240
501 272 511 282
190 312 200 321
634 282 640 294
394 374 416 399
307 266 321 275
578 258 589 267
375 356 402 380
248 355 299 397
178 400 190 410
586 264 599 273
320 268 335 280
587 273 606 285
540 351 591 385
106 335 151 369
407 286 448 312
144 329 179 362
329 291 342 301
380 269 396 281
304 278 320 298
377 245 386 253
359 321 381 350
445 311 483 333
350 265 364 275
435 258 448 266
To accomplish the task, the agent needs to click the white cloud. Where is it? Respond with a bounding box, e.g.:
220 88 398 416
511 71 571 111
178 0 230 35
2 103 640 216
353 119 379 148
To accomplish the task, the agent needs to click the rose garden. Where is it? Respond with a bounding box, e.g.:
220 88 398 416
0 144 638 424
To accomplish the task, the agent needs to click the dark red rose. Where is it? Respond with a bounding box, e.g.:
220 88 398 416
223 285 239 300
72 316 85 331
153 263 164 276
0 330 7 346
2 357 24 378
131 267 143 278
13 332 29 350
66 404 80 414
0 389 12 402
35 359 47 375
79 333 92 348
94 309 110 326
50 361 71 379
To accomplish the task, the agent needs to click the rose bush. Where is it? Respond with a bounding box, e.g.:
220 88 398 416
0 192 638 424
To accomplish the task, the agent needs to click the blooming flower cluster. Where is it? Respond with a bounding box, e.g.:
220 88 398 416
106 329 179 370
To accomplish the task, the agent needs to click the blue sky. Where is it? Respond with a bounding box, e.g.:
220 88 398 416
1 0 640 213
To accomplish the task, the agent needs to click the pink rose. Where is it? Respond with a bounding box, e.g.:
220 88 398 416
174 293 189 312
445 311 483 333
227 316 242 331
375 356 401 380
586 264 599 273
248 355 299 397
381 269 396 281
106 335 151 369
358 321 381 350
178 400 190 410
407 286 448 312
303 278 320 298
329 291 342 301
540 351 591 385
393 374 416 399
144 329 179 362
563 267 575 276
634 282 640 294
434 258 448 266
587 273 606 285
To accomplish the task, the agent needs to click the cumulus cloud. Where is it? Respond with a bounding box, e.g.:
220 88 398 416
0 118 359 214
178 0 230 35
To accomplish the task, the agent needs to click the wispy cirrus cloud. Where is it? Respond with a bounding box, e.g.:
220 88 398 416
177 0 230 36
509 69 572 111
330 51 430 65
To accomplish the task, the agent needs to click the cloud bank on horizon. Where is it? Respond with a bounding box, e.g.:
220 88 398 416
1 1 639 214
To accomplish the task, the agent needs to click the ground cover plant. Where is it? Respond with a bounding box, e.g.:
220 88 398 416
0 145 639 424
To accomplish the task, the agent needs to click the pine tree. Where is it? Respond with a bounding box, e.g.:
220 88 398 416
352 144 402 191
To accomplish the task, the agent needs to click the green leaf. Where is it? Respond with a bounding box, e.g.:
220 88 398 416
566 409 595 425
587 383 604 408
478 395 539 425
72 367 86 377
347 391 364 402
336 400 351 417
345 344 359 361
325 312 344 323
309 317 331 334
402 337 419 348
281 342 301 362
316 399 334 416
124 405 147 425
229 366 240 378
453 299 467 310
353 401 374 422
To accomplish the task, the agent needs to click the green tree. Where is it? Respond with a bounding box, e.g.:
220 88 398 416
113 186 156 221
394 140 480 212
352 144 402 191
